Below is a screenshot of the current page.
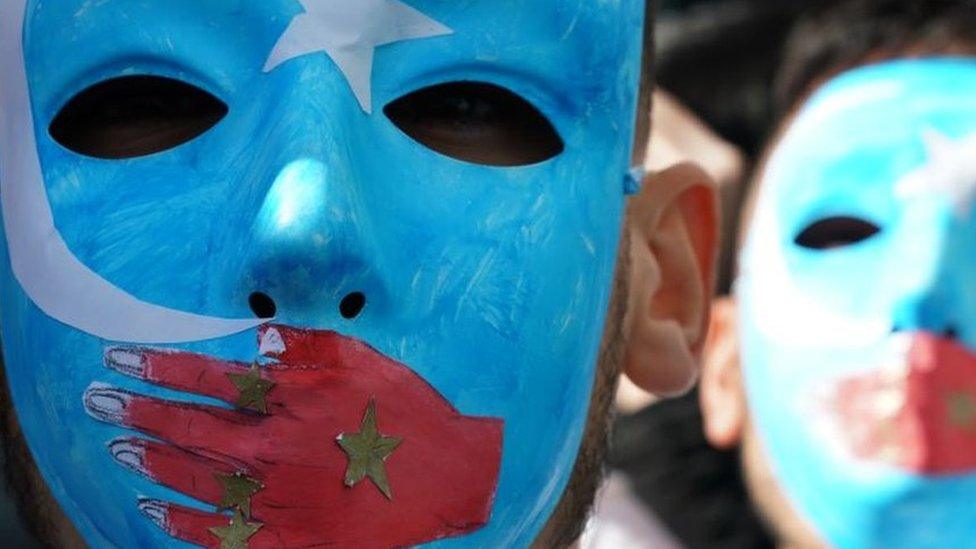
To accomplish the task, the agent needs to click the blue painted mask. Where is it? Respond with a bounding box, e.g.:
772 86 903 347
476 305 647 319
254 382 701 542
0 1 645 546
738 58 976 549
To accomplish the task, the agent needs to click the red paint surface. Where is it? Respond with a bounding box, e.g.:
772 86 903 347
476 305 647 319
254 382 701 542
823 333 976 474
110 325 503 548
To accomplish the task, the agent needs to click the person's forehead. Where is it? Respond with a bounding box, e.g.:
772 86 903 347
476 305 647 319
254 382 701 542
26 0 643 113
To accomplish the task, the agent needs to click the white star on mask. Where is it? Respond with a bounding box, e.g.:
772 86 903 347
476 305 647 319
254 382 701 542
264 0 452 113
895 130 976 220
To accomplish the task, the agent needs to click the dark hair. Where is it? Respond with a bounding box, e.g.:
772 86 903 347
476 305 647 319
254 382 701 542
634 0 657 163
776 0 976 116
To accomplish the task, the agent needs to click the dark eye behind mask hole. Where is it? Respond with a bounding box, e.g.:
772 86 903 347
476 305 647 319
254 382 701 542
50 75 228 159
794 216 881 250
384 81 564 167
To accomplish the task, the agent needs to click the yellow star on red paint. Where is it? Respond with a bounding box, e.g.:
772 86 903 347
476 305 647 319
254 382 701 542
337 400 402 499
209 509 262 549
947 391 976 429
215 472 263 518
227 364 275 414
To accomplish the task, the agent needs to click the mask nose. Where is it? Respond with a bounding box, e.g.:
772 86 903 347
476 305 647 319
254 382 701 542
892 291 961 340
239 158 384 323
889 216 972 341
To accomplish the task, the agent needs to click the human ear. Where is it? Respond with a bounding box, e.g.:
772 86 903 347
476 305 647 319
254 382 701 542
699 298 747 449
623 162 719 396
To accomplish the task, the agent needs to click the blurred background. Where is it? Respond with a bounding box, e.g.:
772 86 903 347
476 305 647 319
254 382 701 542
1 1 825 546
0 449 34 545
595 1 822 548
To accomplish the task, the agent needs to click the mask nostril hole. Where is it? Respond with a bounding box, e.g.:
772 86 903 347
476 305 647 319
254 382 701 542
249 292 277 319
340 292 366 320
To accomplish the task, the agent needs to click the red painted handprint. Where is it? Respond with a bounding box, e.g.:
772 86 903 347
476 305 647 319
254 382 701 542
84 325 503 548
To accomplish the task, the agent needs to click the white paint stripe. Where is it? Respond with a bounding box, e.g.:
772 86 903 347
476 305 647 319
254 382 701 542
0 0 265 343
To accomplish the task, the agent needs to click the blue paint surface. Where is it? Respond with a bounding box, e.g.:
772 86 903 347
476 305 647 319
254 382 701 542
738 59 976 549
0 1 644 546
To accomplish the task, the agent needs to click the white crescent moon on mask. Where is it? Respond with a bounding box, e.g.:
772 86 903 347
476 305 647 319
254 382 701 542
0 0 266 344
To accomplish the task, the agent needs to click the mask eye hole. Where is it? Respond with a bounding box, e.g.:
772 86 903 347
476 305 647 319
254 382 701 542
49 75 228 159
383 81 564 167
794 216 881 250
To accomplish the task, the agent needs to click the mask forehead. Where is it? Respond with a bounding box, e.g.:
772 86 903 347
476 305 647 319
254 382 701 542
767 60 976 222
379 1 643 107
27 1 641 117
739 59 976 548
25 1 286 102
2 1 646 547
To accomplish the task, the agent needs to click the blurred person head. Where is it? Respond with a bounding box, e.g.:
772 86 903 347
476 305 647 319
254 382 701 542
701 1 976 547
0 1 719 547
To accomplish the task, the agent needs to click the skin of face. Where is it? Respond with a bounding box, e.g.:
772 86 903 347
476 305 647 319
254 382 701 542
702 58 976 549
0 1 719 547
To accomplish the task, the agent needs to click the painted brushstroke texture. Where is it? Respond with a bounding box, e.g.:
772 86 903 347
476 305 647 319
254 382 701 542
0 1 644 547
